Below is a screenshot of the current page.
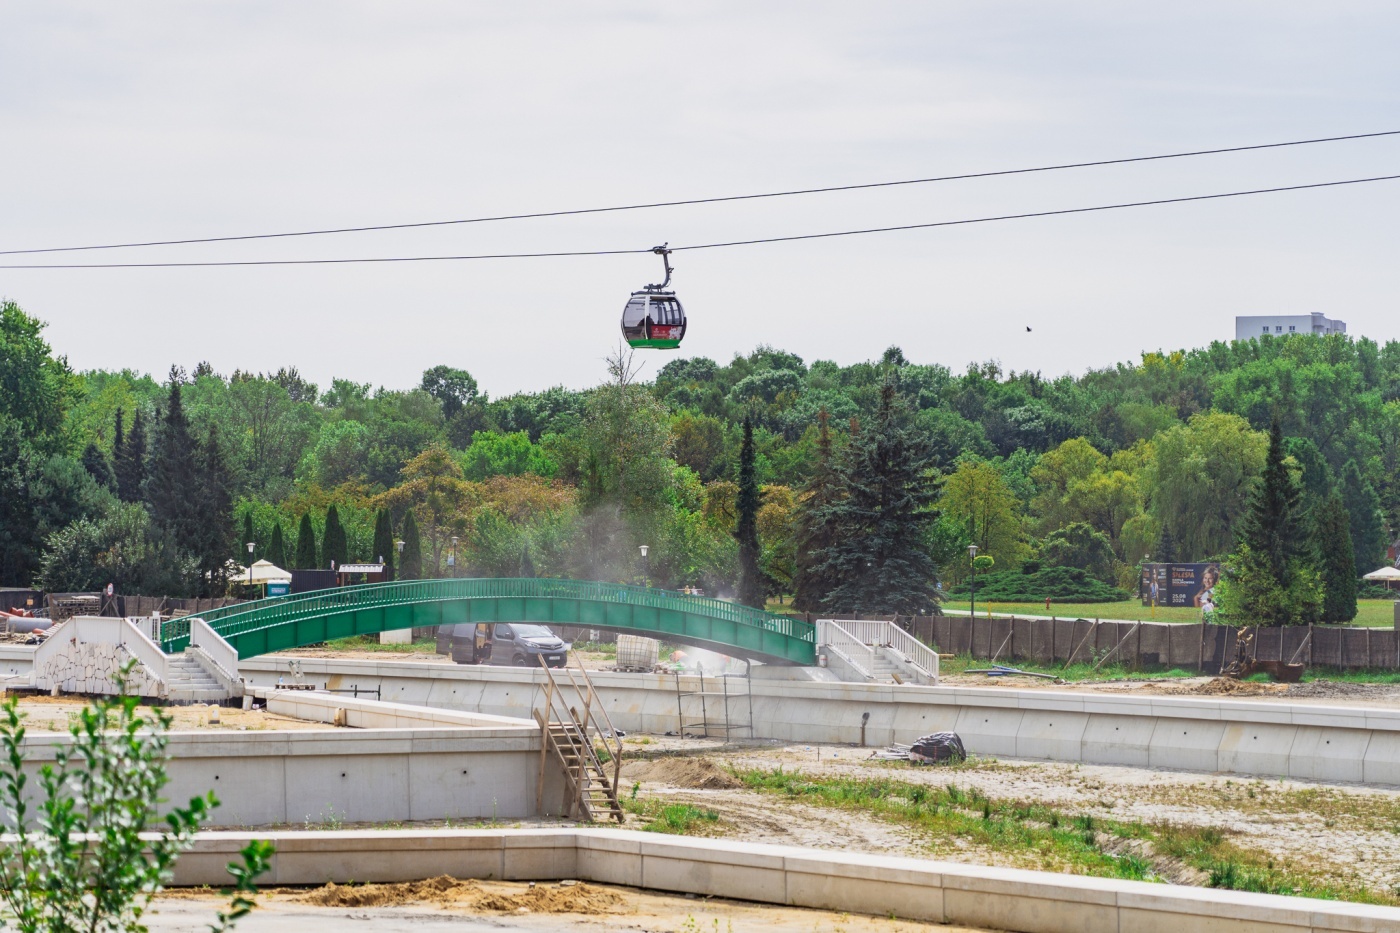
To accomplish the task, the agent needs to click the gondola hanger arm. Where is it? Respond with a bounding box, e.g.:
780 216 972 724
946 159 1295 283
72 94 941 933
648 244 673 290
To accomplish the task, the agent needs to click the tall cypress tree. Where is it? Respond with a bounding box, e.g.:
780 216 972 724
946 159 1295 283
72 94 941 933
372 509 395 579
400 511 422 580
323 505 348 568
1340 459 1387 572
735 418 765 608
112 407 125 466
793 409 844 612
809 382 941 615
1317 491 1358 623
268 522 287 570
195 424 235 596
115 408 147 503
144 371 201 556
295 513 318 569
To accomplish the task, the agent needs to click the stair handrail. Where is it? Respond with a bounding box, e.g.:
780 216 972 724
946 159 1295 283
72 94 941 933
816 620 876 680
558 653 624 801
187 617 240 682
885 623 940 683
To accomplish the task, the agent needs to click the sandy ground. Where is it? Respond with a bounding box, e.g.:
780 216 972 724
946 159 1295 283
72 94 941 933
615 737 1400 895
152 879 990 932
12 695 336 732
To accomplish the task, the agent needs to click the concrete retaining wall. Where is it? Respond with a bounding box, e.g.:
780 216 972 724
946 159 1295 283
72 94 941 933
8 702 567 827
240 657 1400 786
169 829 1400 933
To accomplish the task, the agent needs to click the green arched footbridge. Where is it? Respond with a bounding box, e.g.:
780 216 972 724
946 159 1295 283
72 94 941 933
161 578 816 665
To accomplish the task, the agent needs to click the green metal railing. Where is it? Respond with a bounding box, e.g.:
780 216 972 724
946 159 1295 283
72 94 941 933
161 578 816 664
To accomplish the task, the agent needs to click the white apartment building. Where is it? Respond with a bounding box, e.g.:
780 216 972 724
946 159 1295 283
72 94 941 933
1235 313 1347 341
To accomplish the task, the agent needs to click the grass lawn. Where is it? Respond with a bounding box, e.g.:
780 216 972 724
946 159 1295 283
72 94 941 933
940 598 1399 627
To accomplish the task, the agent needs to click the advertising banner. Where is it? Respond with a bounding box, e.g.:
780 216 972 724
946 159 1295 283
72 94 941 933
1141 562 1221 608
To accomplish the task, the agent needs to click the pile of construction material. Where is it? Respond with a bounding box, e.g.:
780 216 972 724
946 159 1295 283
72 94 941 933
615 634 660 672
873 732 967 765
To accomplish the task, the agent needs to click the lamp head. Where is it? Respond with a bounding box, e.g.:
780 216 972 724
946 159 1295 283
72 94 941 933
639 545 650 558
967 544 979 559
246 541 255 554
395 539 405 553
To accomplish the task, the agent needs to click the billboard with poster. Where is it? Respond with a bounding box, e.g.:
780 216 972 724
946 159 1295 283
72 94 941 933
1141 562 1221 608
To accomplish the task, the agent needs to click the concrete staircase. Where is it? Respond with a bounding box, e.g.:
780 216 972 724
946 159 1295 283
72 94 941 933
166 652 227 703
870 647 901 683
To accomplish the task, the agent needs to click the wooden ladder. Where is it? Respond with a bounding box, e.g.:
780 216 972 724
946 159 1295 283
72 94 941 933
534 653 624 822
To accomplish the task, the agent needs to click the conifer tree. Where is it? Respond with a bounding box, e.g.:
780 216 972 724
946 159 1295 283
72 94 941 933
1217 418 1321 626
808 382 942 615
734 418 765 608
115 409 147 503
323 505 347 568
1341 459 1387 572
793 409 844 612
1156 525 1177 564
1237 420 1304 580
194 425 235 595
268 522 287 570
372 509 395 579
519 546 535 578
112 407 124 468
400 511 423 580
1316 491 1358 623
295 514 317 569
144 371 202 556
81 442 115 491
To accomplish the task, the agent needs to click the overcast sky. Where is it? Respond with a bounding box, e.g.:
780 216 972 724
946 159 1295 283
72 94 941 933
2 3 1398 396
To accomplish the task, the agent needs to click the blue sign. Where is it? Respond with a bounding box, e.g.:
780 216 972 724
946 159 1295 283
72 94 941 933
266 581 291 598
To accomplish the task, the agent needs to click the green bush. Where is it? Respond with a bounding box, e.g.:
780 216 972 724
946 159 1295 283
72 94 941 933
0 678 272 931
949 565 1130 603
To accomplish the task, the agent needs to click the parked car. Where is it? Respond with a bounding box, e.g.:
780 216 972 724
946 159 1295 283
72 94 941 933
436 622 570 668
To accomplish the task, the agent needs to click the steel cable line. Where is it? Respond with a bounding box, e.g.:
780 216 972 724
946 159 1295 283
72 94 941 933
1 173 1396 270
2 129 1398 256
0 174 1394 268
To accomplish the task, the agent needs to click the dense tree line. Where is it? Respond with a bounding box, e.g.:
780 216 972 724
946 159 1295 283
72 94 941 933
2 296 1397 620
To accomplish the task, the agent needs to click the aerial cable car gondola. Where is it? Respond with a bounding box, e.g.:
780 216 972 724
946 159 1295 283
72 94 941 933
621 244 687 349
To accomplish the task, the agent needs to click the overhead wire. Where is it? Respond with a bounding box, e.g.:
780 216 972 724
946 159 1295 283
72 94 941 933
1 173 1396 269
1 129 1398 256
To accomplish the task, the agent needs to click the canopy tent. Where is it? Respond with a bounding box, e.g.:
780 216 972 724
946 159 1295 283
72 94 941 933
236 560 292 585
1362 566 1400 581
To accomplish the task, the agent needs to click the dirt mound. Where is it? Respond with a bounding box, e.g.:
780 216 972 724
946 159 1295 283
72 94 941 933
297 877 624 914
473 883 625 913
1160 677 1287 697
300 876 471 908
624 756 743 789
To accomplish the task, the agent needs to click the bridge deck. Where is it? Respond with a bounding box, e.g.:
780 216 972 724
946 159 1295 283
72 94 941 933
162 578 816 665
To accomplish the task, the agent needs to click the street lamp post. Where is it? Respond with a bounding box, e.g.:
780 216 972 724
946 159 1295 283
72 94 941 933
639 545 650 587
246 541 255 588
450 536 459 579
395 539 404 582
968 544 979 620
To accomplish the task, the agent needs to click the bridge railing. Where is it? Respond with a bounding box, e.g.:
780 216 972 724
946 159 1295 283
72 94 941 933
163 578 814 651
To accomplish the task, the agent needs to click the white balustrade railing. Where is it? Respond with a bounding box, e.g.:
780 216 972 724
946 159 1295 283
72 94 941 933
826 619 892 646
816 620 876 680
886 624 939 683
188 617 240 681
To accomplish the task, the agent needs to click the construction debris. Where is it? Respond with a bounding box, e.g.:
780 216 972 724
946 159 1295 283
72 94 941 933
873 732 967 765
966 664 1064 683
